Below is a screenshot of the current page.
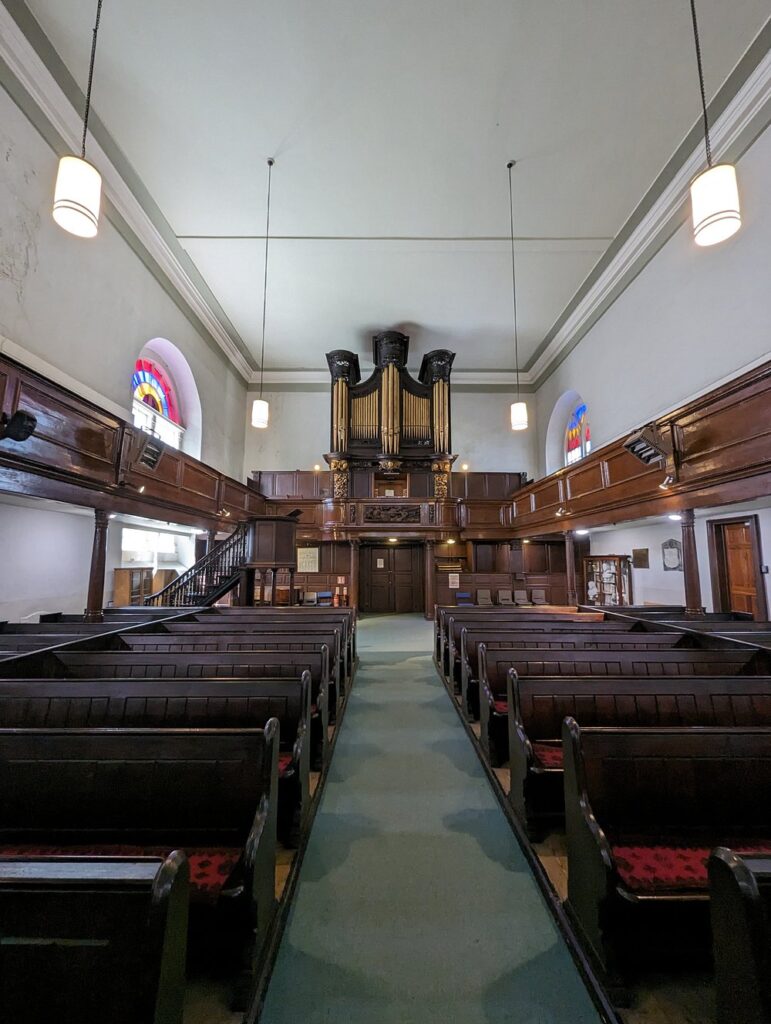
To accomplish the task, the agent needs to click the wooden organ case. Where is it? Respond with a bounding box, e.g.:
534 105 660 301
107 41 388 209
325 331 456 498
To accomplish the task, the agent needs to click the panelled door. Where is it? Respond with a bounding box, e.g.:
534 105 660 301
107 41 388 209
360 545 424 613
723 522 758 615
708 515 768 621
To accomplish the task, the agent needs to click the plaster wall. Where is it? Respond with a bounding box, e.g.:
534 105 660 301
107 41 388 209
535 123 771 478
0 85 246 479
242 386 538 477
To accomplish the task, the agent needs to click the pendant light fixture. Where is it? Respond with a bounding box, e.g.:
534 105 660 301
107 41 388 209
52 0 105 238
251 158 274 430
688 0 741 247
507 161 528 431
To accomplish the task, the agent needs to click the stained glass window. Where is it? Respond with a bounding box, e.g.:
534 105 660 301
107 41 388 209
131 358 184 449
564 402 591 466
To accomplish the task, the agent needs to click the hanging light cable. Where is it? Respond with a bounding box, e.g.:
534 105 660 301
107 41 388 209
688 0 740 247
52 0 105 238
252 157 274 429
507 161 527 431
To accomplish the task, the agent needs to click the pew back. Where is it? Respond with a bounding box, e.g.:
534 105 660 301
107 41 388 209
0 854 188 1024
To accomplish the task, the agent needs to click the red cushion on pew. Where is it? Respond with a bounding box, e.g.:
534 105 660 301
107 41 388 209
492 699 508 715
612 842 771 894
278 752 294 777
0 845 242 902
531 742 563 770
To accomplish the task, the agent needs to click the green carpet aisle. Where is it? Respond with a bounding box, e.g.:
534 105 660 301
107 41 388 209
259 614 602 1024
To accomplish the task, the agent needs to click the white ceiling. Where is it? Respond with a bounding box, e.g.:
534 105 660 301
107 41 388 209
22 0 771 374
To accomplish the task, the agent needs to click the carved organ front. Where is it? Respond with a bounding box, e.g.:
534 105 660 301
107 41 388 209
325 331 456 498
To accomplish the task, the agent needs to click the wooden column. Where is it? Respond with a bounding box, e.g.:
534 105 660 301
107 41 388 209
681 509 704 618
349 540 360 611
84 509 109 622
206 528 217 553
238 568 255 606
564 530 578 607
424 540 435 620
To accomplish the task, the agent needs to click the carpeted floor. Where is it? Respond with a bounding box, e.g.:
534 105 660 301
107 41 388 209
259 613 602 1024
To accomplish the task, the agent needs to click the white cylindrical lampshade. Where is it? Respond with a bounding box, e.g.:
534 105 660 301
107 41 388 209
52 155 102 238
510 400 528 431
690 163 741 247
251 398 270 429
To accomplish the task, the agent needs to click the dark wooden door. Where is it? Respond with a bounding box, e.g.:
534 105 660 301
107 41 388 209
723 522 758 615
360 545 424 613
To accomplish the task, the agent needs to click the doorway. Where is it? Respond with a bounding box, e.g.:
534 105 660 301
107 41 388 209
359 544 424 613
707 515 768 620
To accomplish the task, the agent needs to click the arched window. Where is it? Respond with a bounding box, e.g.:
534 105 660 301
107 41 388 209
131 357 184 449
564 401 591 466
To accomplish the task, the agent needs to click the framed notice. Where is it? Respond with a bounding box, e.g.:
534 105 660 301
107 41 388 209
632 548 650 569
297 547 320 573
448 572 460 590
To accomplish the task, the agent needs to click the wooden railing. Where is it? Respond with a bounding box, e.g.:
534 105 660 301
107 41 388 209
144 521 253 606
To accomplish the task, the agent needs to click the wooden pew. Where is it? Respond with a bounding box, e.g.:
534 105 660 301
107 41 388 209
0 853 189 1024
0 676 312 845
709 847 771 1024
433 605 605 674
195 608 357 662
458 625 693 720
442 612 634 686
506 675 771 836
0 726 279 971
477 644 764 765
134 623 348 701
45 648 331 766
561 721 771 980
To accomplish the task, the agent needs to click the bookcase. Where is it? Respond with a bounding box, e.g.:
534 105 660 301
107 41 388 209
582 555 633 607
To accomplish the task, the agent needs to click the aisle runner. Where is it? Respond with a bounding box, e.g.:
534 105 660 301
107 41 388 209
260 614 601 1024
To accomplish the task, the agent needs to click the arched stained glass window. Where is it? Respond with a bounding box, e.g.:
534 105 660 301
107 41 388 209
564 402 591 466
131 357 184 449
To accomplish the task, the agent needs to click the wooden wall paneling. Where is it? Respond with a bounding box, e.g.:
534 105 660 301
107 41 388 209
2 374 122 484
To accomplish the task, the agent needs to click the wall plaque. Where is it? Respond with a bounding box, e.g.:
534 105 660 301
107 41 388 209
297 547 320 573
632 548 650 569
448 572 460 590
662 538 683 571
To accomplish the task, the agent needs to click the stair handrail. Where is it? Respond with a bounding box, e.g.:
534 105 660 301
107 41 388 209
144 519 254 606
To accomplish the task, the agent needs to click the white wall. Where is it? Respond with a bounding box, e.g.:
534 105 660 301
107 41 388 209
589 503 771 612
0 86 247 479
535 123 771 478
589 522 686 607
0 502 94 621
243 386 538 477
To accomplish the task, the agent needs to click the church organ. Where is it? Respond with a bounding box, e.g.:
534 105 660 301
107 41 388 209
325 331 456 498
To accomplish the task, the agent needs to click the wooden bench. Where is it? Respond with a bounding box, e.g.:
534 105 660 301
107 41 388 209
708 847 771 1024
442 612 633 685
0 853 189 1024
478 645 763 765
506 675 771 836
562 721 771 980
458 626 692 720
43 648 332 768
433 605 605 672
195 608 357 662
144 623 349 697
0 676 313 845
0 726 279 973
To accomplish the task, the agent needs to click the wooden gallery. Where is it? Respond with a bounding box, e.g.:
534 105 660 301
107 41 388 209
0 4 770 1024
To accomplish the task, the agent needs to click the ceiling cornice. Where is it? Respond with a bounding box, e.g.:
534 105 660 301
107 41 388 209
527 24 771 390
0 2 256 382
249 368 536 388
